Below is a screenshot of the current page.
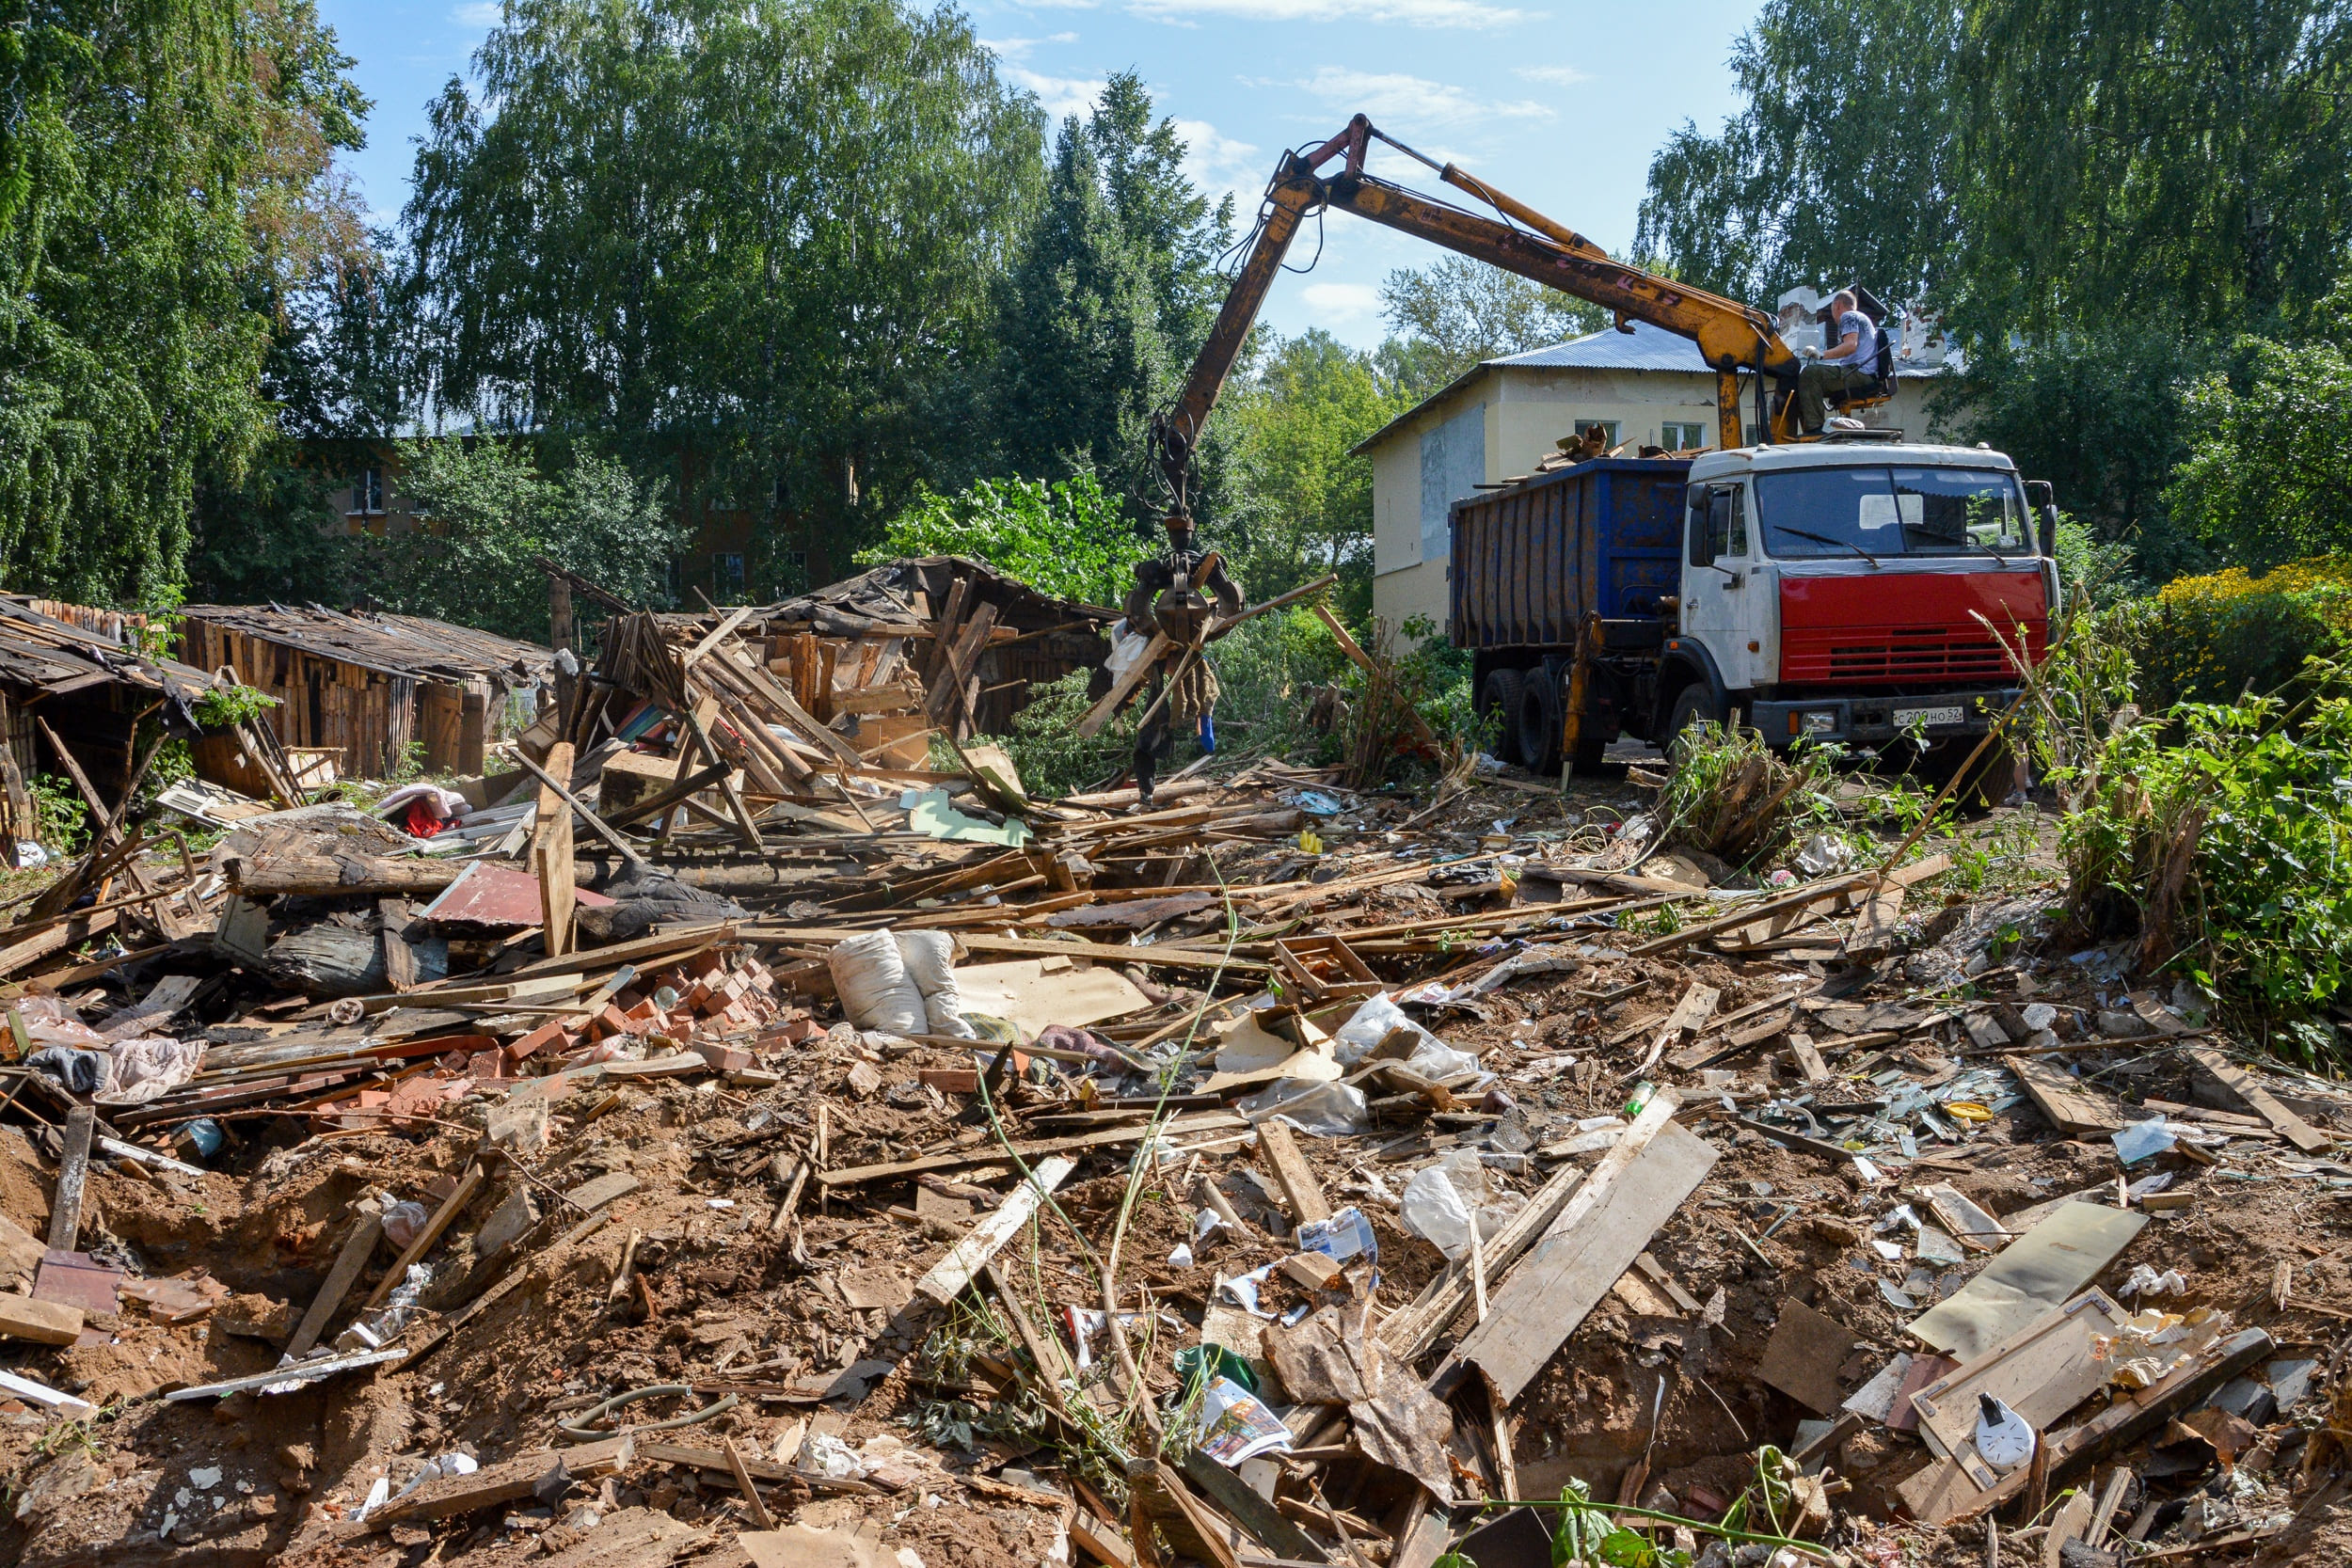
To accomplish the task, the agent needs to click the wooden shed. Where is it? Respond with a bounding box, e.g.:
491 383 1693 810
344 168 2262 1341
178 606 553 784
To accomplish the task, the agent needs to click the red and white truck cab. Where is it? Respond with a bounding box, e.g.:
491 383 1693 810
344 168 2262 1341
1674 442 2058 751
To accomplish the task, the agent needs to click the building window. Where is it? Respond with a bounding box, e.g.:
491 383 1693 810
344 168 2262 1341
712 552 746 600
1661 421 1706 451
349 468 386 515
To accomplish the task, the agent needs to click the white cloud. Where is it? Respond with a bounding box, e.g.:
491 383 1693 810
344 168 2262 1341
1514 63 1590 87
1130 0 1532 26
1267 67 1552 129
1174 118 1263 205
1299 281 1383 322
450 1 502 25
982 32 1080 58
1005 65 1107 119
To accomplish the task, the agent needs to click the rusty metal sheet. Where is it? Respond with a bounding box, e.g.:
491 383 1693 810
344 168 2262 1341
33 1250 122 1314
421 861 612 927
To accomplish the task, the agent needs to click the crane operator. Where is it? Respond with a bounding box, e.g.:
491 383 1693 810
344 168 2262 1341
1118 515 1242 812
1793 289 1883 436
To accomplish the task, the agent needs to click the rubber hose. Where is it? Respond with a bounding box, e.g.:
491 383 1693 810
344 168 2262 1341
554 1384 739 1443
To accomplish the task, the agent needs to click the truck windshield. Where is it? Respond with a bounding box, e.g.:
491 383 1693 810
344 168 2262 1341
1756 467 2027 560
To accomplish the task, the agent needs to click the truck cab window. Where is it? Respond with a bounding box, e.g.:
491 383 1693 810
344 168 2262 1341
1756 466 2026 560
1688 485 1747 565
1890 467 2027 553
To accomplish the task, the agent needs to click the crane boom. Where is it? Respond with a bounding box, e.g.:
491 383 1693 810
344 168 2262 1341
1152 115 1813 515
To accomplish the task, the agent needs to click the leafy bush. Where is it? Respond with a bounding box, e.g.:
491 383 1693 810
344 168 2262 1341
991 670 1135 800
1210 607 1352 766
2126 556 2352 709
2062 689 2352 1051
1659 721 1841 866
193 684 279 729
30 777 88 853
861 474 1149 608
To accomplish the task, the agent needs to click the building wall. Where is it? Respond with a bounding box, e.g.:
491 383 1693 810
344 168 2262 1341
1369 365 1946 641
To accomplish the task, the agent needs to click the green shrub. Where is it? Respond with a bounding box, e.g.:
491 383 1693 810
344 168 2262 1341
2122 557 2352 710
860 474 1149 607
2063 689 2352 1056
990 670 1135 800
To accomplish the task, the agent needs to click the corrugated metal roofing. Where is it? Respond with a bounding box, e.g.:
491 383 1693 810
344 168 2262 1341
1486 319 1715 372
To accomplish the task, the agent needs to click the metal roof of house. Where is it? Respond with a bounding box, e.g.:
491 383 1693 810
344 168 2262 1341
1486 319 1722 372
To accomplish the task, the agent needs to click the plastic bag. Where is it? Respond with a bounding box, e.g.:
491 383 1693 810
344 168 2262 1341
1104 620 1152 683
1400 1149 1523 1261
829 928 928 1036
1239 1079 1369 1136
380 1201 431 1250
1331 992 1449 1068
893 929 974 1039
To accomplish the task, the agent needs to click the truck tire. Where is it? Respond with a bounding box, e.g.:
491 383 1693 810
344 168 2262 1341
1665 684 1721 757
1517 672 1563 773
1480 669 1525 766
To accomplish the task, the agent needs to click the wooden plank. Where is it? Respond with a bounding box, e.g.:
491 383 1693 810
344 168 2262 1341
0 1294 84 1345
1255 1120 1329 1225
1182 1450 1330 1562
914 1155 1076 1306
47 1104 95 1251
680 705 765 848
532 740 578 958
2186 1046 2332 1154
1788 1034 1831 1084
0 909 118 979
1841 881 1907 959
818 1115 1243 1189
1076 631 1172 739
1451 1116 1719 1405
512 746 647 870
286 1212 384 1357
1381 1148 1598 1362
2005 1053 2122 1135
378 900 419 993
1314 604 1438 751
372 1434 634 1527
723 1436 777 1529
360 1163 484 1311
1127 1458 1242 1568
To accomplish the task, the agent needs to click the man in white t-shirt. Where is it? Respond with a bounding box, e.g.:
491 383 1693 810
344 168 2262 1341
1794 290 1882 435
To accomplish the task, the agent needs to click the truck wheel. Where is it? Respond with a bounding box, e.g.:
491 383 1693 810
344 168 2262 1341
1924 737 2019 812
1480 669 1525 766
1665 685 1721 756
1517 673 1563 773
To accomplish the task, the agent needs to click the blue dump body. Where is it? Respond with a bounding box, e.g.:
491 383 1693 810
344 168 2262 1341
1448 456 1689 652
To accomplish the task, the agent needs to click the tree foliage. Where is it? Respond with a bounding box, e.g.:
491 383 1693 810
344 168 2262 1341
0 0 369 605
1637 0 2352 339
987 71 1233 510
2168 287 2352 569
382 439 682 641
1377 258 1611 397
1222 330 1410 622
404 0 1044 582
860 474 1146 607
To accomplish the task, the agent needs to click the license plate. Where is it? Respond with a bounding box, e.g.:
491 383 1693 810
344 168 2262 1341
1896 705 1965 729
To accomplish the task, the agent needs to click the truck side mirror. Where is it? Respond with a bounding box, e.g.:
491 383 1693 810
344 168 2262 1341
1687 499 1716 568
2023 481 2058 558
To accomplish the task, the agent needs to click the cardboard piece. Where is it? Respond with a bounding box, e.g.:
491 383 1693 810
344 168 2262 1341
952 958 1152 1037
1756 1298 1863 1414
1905 1202 2145 1360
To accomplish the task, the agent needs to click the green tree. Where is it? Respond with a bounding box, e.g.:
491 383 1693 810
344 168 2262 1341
859 473 1145 606
404 0 1043 587
987 71 1232 513
1377 258 1612 397
2168 285 2352 569
381 439 681 641
0 0 369 604
1633 0 1961 309
1223 330 1410 623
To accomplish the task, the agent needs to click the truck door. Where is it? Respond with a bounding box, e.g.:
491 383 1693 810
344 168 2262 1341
1681 483 1775 693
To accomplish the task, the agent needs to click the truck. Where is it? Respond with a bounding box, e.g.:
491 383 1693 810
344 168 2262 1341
1138 112 2056 797
1451 445 2060 791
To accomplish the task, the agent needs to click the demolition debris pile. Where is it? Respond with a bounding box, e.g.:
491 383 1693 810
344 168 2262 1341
0 566 2346 1568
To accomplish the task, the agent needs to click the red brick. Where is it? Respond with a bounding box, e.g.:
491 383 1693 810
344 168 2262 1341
506 1020 570 1060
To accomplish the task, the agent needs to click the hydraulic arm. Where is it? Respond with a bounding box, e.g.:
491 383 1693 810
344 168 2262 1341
1152 115 1811 515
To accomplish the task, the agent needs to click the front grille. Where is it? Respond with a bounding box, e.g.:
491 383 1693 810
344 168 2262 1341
1783 625 2019 683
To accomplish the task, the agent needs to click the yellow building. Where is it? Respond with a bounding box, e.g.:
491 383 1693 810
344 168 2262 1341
1357 320 1947 640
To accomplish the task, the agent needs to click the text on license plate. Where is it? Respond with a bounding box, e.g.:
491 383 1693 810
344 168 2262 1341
1896 705 1965 729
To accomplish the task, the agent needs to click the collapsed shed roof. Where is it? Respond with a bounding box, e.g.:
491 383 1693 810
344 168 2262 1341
177 605 554 688
0 596 215 705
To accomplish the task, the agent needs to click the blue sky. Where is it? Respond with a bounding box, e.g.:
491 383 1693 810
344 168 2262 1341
320 0 1762 349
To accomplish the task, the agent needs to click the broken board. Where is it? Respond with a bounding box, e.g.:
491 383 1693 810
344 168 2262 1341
2005 1053 2122 1135
1452 1117 1719 1404
1755 1298 1863 1415
1909 1289 2133 1467
1905 1202 2145 1360
952 958 1152 1038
